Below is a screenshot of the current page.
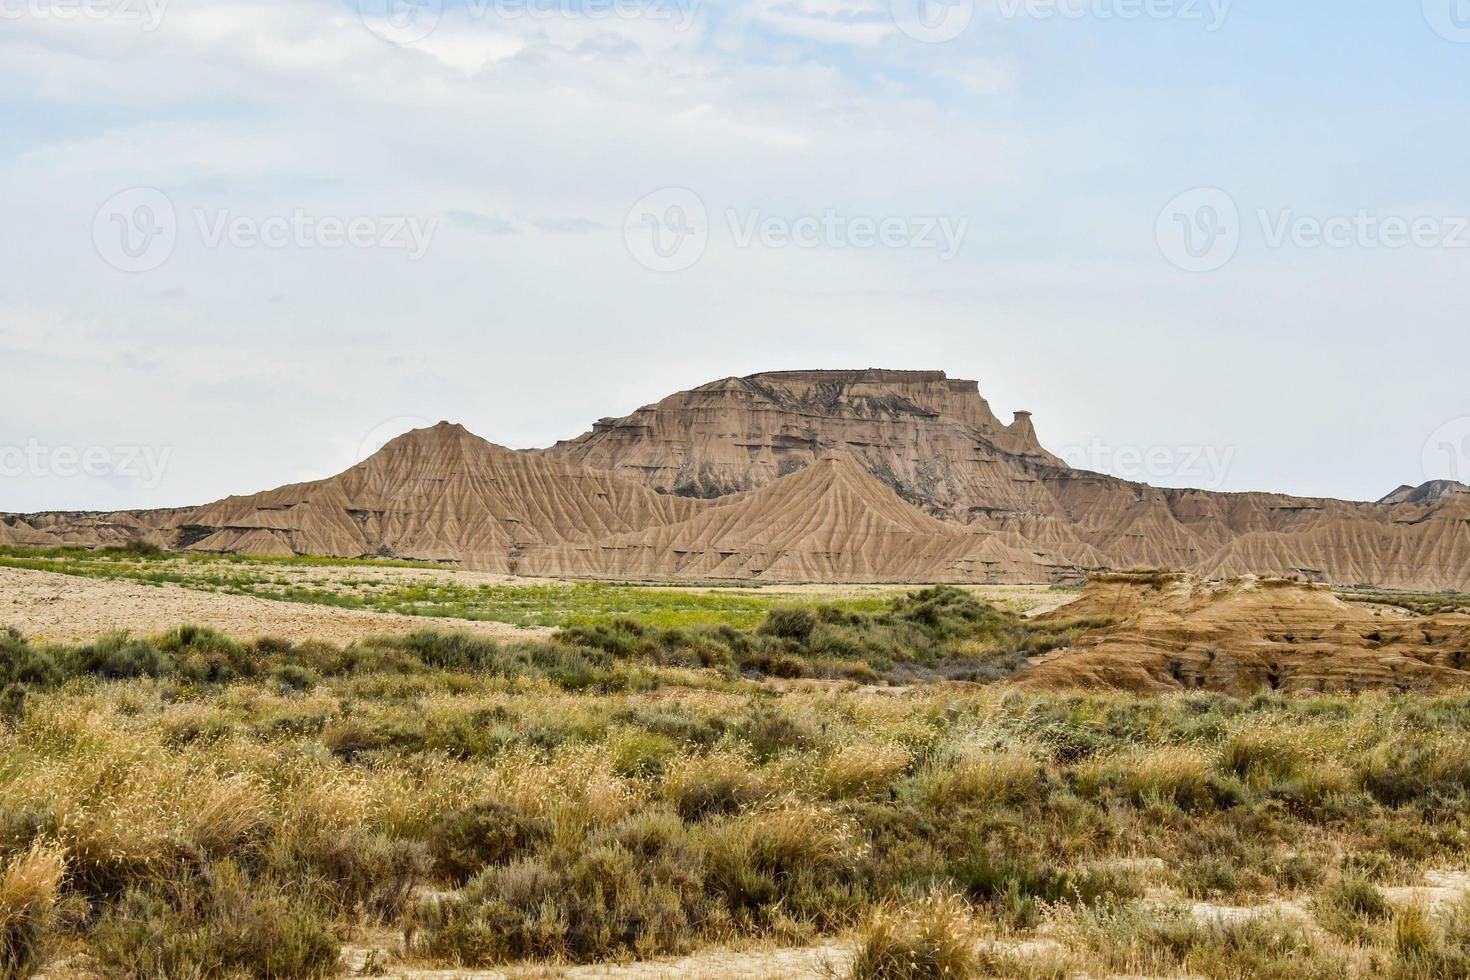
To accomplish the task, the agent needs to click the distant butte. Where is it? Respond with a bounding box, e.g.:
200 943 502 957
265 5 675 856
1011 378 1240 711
4 369 1469 590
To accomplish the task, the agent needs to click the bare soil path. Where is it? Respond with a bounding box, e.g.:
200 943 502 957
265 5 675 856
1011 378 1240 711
0 566 551 645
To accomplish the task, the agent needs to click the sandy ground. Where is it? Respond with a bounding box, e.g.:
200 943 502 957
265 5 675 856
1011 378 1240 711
0 566 551 645
341 940 850 980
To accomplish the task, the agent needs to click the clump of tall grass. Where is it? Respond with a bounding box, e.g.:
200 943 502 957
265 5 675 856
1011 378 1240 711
660 749 770 819
91 861 338 978
0 844 65 978
817 742 912 799
1076 745 1220 810
917 748 1044 809
848 892 978 980
1060 904 1352 979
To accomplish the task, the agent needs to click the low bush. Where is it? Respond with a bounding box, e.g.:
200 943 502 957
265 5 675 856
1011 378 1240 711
430 801 552 886
1314 873 1391 940
91 863 338 979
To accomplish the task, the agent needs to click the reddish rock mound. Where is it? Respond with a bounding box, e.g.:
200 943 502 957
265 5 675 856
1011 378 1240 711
1012 572 1470 694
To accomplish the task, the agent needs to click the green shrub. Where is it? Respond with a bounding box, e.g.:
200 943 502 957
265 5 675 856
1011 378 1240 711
946 853 1140 928
0 630 59 689
430 801 552 886
271 663 319 692
323 715 427 760
91 864 338 979
660 751 769 819
65 634 174 681
272 825 429 922
391 630 504 671
1314 873 1390 941
760 607 817 643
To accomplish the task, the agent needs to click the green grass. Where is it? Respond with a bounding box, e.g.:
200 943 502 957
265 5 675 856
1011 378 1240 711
0 543 445 571
0 546 892 629
367 580 890 630
1336 587 1470 617
0 588 1082 691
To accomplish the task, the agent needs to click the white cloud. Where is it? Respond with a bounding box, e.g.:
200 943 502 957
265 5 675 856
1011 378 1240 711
2 0 1465 510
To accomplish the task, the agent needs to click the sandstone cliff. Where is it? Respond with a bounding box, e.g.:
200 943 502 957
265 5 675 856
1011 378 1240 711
543 369 1062 515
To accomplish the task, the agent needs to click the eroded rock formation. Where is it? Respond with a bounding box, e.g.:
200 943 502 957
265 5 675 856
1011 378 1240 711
1012 572 1470 694
5 369 1469 590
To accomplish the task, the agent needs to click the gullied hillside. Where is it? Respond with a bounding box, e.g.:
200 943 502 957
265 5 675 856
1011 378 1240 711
1031 469 1470 591
1013 572 1470 694
0 509 182 550
144 423 707 573
527 455 1070 582
5 369 1470 590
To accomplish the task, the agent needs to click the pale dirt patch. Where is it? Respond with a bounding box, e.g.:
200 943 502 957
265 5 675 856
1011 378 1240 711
0 566 551 645
340 939 850 979
1173 868 1470 925
340 934 1076 979
1381 870 1470 909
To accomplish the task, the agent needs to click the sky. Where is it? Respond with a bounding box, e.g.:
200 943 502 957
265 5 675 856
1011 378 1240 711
2 0 1469 511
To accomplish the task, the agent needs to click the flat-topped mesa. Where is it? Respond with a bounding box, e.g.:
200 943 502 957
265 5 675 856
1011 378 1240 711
741 368 950 383
544 368 1064 504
